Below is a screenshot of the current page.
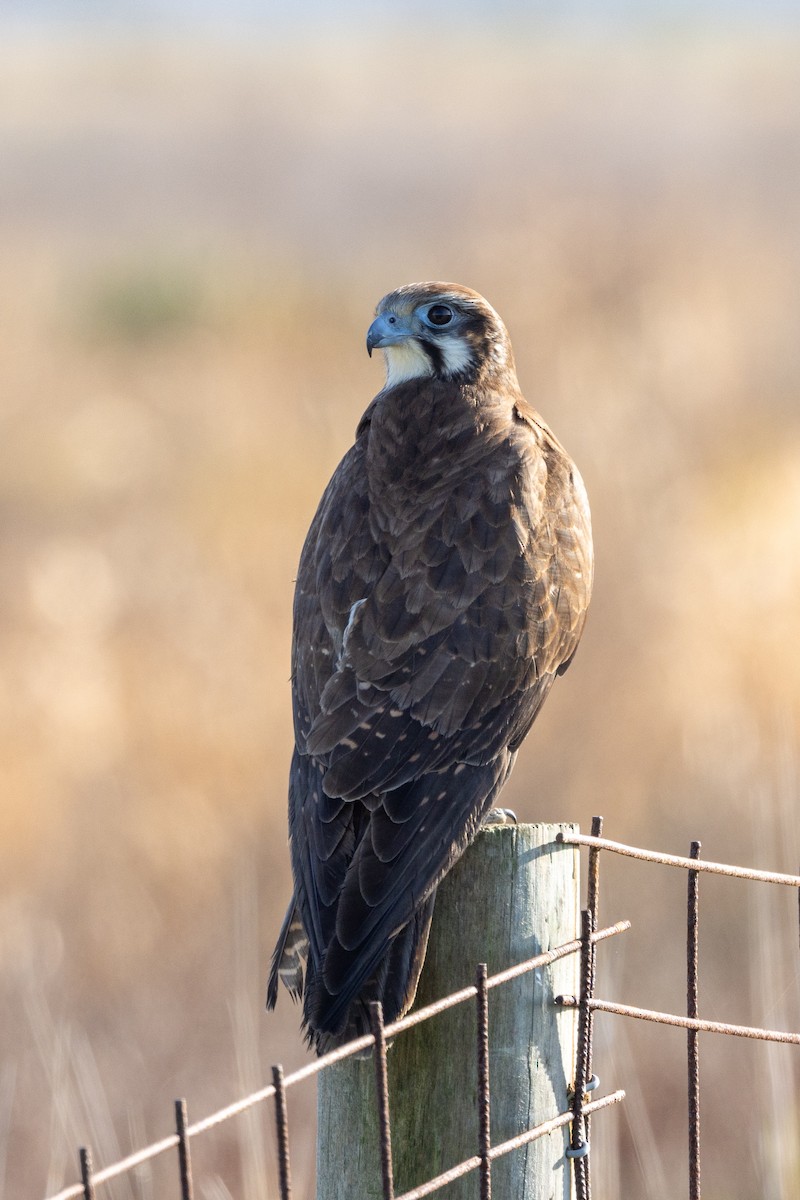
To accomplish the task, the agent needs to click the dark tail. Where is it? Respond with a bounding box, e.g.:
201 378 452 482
305 891 436 1055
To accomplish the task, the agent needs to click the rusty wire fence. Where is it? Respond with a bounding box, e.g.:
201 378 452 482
44 816 800 1200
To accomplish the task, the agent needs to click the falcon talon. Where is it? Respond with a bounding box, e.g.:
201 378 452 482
267 283 593 1053
481 807 518 826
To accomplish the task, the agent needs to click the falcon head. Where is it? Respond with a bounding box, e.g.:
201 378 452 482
366 282 517 390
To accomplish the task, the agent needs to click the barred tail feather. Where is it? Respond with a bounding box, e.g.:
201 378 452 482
266 898 308 1009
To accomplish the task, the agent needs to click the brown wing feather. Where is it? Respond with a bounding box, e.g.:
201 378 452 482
304 400 591 792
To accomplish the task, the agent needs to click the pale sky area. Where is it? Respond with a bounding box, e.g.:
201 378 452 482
2 0 799 33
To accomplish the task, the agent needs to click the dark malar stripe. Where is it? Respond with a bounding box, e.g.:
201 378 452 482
419 338 446 377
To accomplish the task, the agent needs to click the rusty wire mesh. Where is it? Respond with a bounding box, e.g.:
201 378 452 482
44 818 800 1200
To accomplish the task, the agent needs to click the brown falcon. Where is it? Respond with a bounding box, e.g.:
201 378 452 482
267 282 593 1053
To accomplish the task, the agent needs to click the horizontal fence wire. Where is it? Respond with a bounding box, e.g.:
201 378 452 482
556 830 800 888
393 1091 627 1200
45 921 630 1200
555 997 800 1044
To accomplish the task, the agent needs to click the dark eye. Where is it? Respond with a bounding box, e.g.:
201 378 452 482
426 304 453 327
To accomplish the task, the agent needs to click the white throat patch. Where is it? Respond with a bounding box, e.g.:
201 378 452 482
383 335 474 386
383 340 435 387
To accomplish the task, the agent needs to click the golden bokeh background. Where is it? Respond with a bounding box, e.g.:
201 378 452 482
1 15 799 1198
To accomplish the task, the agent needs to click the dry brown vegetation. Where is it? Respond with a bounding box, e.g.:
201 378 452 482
1 26 799 1199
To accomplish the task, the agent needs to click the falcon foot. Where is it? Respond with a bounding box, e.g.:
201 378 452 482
481 807 518 826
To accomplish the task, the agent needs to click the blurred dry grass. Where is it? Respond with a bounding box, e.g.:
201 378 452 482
0 25 799 1199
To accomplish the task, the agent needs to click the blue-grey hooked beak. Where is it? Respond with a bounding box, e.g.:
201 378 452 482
366 312 410 356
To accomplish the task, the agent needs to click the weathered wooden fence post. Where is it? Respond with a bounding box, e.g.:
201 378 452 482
317 822 580 1200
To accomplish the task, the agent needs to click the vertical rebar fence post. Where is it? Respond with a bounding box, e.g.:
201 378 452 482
476 962 492 1200
586 816 604 933
272 1065 294 1200
370 1001 395 1200
79 1147 95 1200
581 814 604 1200
688 841 701 1200
174 1098 194 1200
568 909 594 1200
